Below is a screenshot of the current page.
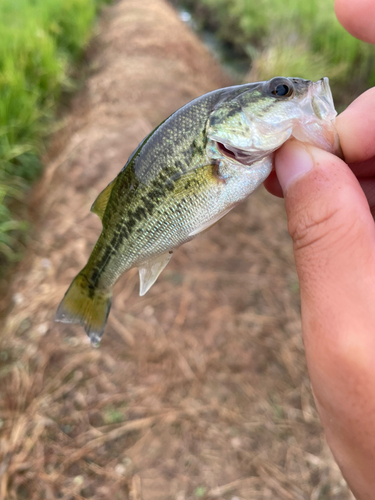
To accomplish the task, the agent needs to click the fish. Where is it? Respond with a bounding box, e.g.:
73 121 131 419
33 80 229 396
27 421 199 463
55 76 339 346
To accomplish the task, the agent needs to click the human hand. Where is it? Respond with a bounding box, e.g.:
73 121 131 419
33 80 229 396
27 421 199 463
263 1 375 498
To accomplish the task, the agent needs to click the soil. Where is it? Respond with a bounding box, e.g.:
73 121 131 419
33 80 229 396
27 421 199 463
0 0 352 499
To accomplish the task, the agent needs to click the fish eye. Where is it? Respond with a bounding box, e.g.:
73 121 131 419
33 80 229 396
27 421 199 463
267 78 294 98
272 84 290 96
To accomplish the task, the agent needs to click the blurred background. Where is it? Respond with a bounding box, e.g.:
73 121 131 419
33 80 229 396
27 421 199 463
173 0 375 107
1 0 374 283
0 0 111 277
0 0 372 498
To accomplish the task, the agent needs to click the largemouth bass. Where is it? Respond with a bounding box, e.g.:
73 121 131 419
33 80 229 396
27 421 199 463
56 77 339 346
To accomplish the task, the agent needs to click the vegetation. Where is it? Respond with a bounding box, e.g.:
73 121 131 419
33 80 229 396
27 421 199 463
0 0 110 268
3 0 374 270
177 0 375 107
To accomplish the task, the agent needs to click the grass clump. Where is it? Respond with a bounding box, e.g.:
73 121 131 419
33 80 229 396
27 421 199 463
0 0 111 269
178 0 375 107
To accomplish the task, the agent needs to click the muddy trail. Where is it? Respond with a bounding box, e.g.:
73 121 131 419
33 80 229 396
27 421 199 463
0 1 351 499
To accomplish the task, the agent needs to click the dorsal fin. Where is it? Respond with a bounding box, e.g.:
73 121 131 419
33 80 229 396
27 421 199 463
91 180 115 221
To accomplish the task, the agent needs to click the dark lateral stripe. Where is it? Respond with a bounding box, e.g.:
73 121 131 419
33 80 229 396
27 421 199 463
90 139 201 286
147 188 165 202
141 196 154 215
134 206 147 221
91 178 171 286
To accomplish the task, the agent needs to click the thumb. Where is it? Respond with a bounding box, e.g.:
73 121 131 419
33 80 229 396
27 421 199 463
275 139 375 497
275 139 375 311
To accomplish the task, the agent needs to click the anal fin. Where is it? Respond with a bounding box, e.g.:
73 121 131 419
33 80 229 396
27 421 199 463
138 251 173 296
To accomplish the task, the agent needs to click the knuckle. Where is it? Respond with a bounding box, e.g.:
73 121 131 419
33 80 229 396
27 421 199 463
288 200 349 253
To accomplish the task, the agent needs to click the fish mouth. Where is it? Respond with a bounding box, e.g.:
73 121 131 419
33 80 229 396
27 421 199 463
216 140 256 166
291 77 339 154
297 77 337 122
313 77 336 120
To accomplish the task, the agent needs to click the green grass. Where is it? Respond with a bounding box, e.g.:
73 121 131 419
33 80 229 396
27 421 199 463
180 0 375 106
0 0 111 268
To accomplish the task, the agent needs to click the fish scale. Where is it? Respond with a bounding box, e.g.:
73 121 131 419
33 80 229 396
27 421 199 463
56 77 339 345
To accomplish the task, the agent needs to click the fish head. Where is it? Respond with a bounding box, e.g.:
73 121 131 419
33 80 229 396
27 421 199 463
207 77 339 167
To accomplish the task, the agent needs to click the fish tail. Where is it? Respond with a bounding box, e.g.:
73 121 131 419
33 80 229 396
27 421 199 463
55 272 112 347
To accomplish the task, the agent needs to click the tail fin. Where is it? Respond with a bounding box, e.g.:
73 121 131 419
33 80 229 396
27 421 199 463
55 272 112 347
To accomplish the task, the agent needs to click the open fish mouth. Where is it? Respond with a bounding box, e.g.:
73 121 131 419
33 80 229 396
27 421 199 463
216 140 260 166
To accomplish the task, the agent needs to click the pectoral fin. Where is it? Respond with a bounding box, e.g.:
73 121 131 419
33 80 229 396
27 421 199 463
91 180 115 221
138 251 173 296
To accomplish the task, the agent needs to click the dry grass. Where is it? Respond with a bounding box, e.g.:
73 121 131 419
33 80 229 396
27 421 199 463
0 0 353 498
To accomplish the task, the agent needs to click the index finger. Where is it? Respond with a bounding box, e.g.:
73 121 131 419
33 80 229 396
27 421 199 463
335 0 375 44
336 87 375 164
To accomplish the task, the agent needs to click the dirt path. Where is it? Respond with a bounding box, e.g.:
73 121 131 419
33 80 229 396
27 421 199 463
0 1 351 499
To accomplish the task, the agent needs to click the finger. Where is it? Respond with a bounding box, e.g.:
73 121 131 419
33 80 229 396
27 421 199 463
263 170 283 198
275 139 375 498
358 177 375 216
348 157 375 178
335 0 375 44
336 87 375 164
266 153 375 211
